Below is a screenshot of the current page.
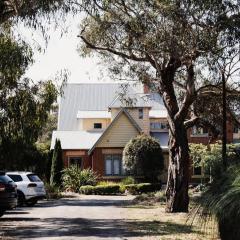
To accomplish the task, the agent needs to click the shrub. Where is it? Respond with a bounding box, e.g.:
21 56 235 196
45 183 62 199
123 135 164 182
50 139 63 186
121 176 135 185
125 183 162 195
62 166 98 192
191 164 240 240
80 184 121 195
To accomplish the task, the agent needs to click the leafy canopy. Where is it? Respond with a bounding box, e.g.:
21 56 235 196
123 134 164 182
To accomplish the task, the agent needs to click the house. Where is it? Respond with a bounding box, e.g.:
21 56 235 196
51 83 170 182
51 83 240 182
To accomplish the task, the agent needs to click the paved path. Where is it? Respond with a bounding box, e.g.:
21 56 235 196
0 195 148 240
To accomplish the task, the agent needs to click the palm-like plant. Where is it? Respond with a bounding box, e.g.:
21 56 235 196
191 165 240 240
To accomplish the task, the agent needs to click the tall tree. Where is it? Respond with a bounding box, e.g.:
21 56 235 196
77 1 240 212
50 139 63 186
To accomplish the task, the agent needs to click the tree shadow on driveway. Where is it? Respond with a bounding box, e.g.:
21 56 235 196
1 216 200 239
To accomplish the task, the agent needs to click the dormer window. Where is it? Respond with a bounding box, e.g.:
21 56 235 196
94 123 102 129
138 108 143 119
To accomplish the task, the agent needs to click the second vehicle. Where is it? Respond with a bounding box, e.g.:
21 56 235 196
6 172 46 207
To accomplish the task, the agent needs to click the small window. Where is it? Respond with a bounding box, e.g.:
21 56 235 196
27 174 41 182
138 108 143 119
8 174 23 182
193 166 202 176
192 126 208 135
234 125 239 134
69 157 82 168
94 123 102 129
150 122 167 130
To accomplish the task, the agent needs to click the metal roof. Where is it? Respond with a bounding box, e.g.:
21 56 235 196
77 110 111 119
58 83 136 130
51 131 103 150
58 83 167 131
109 94 152 108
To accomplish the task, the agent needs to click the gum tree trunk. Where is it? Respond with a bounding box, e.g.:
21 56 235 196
165 122 190 212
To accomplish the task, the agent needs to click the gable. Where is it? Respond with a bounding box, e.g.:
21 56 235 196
96 113 140 148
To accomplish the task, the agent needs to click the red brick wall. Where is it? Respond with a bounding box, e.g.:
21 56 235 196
91 147 124 177
62 150 91 169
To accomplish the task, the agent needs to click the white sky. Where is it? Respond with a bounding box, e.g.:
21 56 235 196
18 15 111 84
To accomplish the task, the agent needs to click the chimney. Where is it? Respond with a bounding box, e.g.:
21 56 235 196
143 84 150 94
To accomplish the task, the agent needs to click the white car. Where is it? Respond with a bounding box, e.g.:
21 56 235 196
6 172 46 207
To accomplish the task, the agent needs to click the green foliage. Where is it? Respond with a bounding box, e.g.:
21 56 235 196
123 135 164 182
62 166 98 192
124 183 162 195
192 165 240 240
121 176 135 185
190 143 240 179
44 182 62 199
50 139 63 186
80 184 121 195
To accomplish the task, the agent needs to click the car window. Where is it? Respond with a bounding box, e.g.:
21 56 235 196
0 175 14 183
8 174 23 182
27 174 41 182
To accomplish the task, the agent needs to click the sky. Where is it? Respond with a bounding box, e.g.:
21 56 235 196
18 15 111 84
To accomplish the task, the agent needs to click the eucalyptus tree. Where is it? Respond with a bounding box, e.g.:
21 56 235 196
77 1 240 212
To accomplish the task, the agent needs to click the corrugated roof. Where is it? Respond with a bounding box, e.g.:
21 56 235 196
58 83 167 130
58 83 136 130
51 131 103 150
77 111 111 119
109 94 152 108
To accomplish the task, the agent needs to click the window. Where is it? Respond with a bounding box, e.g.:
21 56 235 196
150 122 167 130
193 166 202 176
234 125 239 134
104 154 122 176
192 126 208 136
69 157 82 168
0 175 13 183
8 174 23 182
138 108 143 119
27 174 41 182
94 123 102 129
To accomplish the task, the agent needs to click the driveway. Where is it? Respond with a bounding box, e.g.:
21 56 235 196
0 195 147 240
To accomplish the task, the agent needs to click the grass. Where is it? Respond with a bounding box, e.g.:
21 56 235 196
126 191 219 240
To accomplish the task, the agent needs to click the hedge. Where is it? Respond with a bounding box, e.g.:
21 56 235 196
80 184 121 195
79 183 162 195
124 183 162 195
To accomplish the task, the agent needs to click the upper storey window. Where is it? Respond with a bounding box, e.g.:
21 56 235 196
94 123 102 129
138 108 143 119
150 122 168 130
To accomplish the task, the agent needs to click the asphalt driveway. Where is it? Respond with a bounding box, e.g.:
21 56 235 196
0 195 144 240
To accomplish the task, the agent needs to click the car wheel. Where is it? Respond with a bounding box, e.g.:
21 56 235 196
0 209 5 217
17 190 25 207
25 199 38 207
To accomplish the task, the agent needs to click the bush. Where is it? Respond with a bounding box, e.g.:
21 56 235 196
45 183 62 199
125 183 162 195
62 166 98 192
80 184 121 195
123 135 164 182
191 164 240 240
121 176 135 185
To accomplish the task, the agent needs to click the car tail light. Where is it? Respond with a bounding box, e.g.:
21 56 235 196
0 183 5 191
27 183 37 188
